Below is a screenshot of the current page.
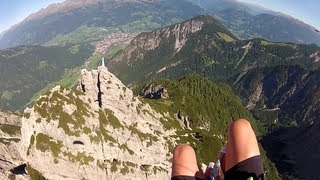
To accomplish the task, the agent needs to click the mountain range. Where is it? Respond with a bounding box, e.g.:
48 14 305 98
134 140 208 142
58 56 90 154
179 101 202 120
105 15 320 179
107 15 320 126
0 0 320 49
0 0 320 179
0 14 316 179
0 0 204 48
190 0 320 45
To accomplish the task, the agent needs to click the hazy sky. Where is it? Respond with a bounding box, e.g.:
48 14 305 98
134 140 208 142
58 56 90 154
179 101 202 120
237 0 320 30
0 0 64 33
0 0 319 33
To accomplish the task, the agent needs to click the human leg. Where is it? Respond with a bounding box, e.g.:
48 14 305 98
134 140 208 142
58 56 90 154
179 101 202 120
225 119 261 170
223 119 264 179
171 144 204 179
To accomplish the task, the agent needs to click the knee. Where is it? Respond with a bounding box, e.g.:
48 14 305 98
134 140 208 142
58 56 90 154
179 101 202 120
173 144 194 154
174 144 194 152
228 119 252 133
171 144 200 177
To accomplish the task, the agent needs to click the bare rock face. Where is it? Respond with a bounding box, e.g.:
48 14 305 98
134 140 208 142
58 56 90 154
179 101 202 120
310 50 320 62
140 83 169 99
246 83 263 110
0 110 25 179
0 109 21 126
20 66 176 179
109 18 204 64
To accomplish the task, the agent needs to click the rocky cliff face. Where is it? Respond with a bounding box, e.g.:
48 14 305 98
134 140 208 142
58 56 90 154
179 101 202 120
109 16 205 66
140 83 169 99
19 66 177 179
0 109 21 126
107 15 239 84
0 110 23 180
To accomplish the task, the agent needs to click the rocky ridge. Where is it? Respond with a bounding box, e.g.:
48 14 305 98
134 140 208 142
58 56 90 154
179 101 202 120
110 17 205 65
19 65 178 179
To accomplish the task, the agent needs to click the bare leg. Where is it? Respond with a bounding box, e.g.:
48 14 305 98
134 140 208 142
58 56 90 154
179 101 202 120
171 144 204 178
225 119 261 171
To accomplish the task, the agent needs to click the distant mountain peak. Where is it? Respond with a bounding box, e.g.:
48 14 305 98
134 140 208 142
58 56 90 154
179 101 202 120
23 0 157 23
107 16 236 68
24 0 102 23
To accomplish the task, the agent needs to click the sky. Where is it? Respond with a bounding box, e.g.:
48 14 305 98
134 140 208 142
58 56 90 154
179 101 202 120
0 0 319 33
0 0 64 33
237 0 320 30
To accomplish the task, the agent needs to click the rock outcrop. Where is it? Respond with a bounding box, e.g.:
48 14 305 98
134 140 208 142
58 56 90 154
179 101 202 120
0 109 21 126
19 66 177 179
0 110 24 180
140 84 169 99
